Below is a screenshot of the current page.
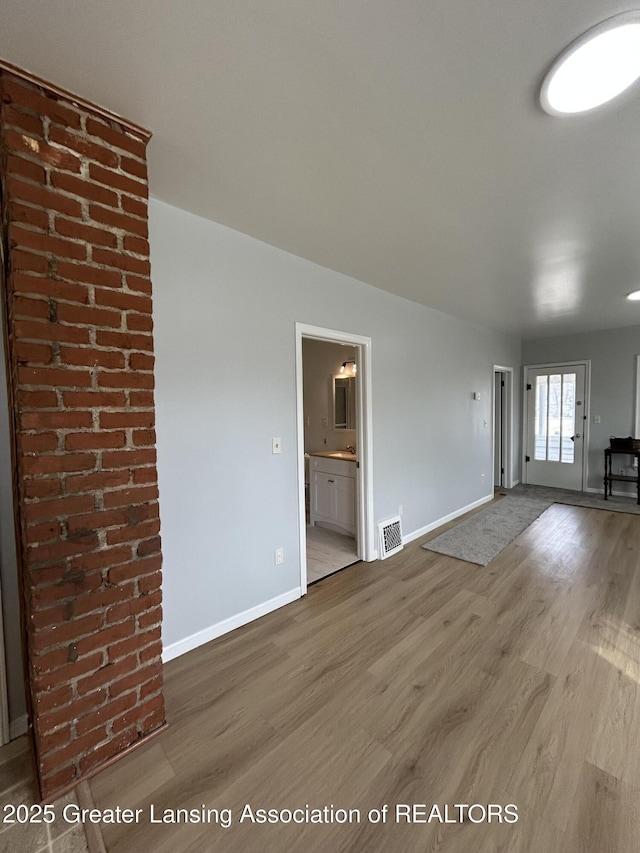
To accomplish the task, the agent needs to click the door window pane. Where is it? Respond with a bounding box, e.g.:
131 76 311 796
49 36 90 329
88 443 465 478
534 376 549 461
561 373 576 463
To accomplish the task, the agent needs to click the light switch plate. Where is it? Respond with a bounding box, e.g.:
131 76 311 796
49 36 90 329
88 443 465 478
272 437 282 454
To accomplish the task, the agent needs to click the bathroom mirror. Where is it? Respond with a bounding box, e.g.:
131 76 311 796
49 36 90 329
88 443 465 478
333 376 356 430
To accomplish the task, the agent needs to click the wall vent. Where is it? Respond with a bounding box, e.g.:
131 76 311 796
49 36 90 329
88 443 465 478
378 516 403 559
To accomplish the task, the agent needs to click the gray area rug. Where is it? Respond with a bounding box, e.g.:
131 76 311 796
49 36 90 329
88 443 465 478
422 484 640 566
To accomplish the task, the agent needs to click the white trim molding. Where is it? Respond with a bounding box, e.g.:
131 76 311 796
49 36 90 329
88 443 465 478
295 324 375 594
402 493 494 545
162 588 301 663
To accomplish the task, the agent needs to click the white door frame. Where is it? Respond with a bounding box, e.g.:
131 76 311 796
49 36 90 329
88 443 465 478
295 323 375 593
492 365 515 489
522 360 591 489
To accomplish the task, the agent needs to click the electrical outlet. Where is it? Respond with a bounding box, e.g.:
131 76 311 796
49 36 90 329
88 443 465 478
275 547 284 565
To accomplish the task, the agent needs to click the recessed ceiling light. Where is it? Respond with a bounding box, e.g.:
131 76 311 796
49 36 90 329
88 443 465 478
626 290 640 301
540 12 640 115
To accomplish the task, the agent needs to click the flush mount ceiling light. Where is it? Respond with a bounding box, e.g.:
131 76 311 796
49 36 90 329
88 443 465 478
626 290 640 300
540 11 640 115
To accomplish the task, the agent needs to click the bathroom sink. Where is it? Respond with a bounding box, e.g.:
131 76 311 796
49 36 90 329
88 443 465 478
310 450 357 460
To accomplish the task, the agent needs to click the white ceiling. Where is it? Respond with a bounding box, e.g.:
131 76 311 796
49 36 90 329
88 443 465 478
2 0 640 339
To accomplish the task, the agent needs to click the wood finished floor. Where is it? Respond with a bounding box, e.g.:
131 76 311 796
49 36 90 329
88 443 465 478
89 502 640 852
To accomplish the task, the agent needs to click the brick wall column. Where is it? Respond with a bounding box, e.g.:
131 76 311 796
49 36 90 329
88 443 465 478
0 63 166 800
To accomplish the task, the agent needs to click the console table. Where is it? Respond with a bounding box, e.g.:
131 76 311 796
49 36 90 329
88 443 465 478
604 447 640 503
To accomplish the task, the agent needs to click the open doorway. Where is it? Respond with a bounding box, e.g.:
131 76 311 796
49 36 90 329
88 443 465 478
493 365 514 490
295 324 374 592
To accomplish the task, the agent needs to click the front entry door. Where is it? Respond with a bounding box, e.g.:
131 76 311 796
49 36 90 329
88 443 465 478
525 364 586 490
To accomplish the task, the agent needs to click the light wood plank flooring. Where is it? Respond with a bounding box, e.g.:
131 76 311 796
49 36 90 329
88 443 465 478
89 502 640 852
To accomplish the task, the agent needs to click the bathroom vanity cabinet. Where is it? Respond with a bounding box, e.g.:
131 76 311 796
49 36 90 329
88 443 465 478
309 454 356 536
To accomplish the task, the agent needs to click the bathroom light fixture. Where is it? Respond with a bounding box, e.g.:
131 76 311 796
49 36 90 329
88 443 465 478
626 290 640 301
340 360 357 375
540 11 640 115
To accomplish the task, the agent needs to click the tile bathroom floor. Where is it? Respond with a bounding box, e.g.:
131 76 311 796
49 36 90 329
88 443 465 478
0 736 90 853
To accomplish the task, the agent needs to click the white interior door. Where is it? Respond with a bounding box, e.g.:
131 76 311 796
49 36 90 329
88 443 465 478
525 364 587 490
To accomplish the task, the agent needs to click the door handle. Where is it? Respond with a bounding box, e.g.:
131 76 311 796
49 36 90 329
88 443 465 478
570 433 581 441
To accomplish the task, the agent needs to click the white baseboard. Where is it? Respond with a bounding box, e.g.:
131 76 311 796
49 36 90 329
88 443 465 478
403 493 494 545
162 587 302 663
9 714 28 740
510 479 521 487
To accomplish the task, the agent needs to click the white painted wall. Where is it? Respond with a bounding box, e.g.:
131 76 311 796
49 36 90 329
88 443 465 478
523 326 640 493
150 198 522 658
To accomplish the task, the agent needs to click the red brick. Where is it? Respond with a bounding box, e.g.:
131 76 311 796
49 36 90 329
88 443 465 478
50 171 118 207
129 353 154 372
20 410 92 430
10 200 48 229
59 346 125 369
99 411 154 429
15 340 54 366
18 365 93 387
137 573 163 597
133 429 156 447
62 390 126 408
7 153 47 185
12 295 50 320
64 431 126 452
31 603 68 630
137 536 161 558
56 303 121 328
18 389 57 409
33 613 104 652
88 204 148 237
108 626 161 662
98 372 154 390
11 249 49 274
48 125 119 168
121 194 147 218
101 448 156 469
56 261 122 289
67 508 128 534
108 555 161 585
106 519 160 546
85 117 147 156
14 319 90 345
89 163 147 198
7 177 83 218
77 655 137 695
67 546 132 574
41 765 78 794
33 684 73 716
3 104 44 136
92 247 150 276
65 470 130 494
132 467 158 484
2 76 82 128
21 432 59 453
22 452 95 475
33 652 104 691
119 155 147 181
27 520 62 544
4 130 82 172
10 225 87 260
12 273 89 305
94 288 151 313
73 585 134 620
95 329 152 351
104 486 158 509
54 216 118 248
41 727 108 777
24 494 95 523
24 478 62 499
123 235 149 255
126 313 153 333
28 534 99 564
129 390 154 407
